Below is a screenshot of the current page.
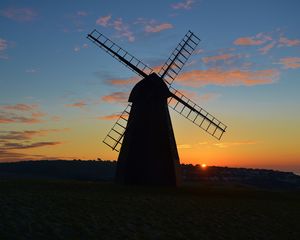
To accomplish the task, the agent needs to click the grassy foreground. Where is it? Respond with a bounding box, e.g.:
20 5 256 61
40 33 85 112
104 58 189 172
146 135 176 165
0 179 299 240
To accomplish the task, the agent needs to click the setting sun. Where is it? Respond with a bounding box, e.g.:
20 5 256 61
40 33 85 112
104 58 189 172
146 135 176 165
201 163 207 169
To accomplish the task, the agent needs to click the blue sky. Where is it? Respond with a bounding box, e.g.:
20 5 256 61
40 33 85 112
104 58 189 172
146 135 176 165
1 0 300 173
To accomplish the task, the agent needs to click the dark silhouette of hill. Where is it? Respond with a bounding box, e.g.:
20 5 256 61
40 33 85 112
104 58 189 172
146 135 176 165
0 160 299 189
0 160 115 181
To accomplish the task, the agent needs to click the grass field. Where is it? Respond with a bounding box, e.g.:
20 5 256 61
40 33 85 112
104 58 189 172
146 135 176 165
0 179 299 240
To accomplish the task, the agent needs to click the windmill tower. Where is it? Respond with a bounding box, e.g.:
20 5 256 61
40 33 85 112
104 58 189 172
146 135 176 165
87 29 227 186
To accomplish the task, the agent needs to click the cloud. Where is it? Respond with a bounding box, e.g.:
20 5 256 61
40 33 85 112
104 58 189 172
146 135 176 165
106 76 139 86
96 15 134 42
279 37 300 47
0 38 8 51
145 23 173 33
0 103 47 124
193 49 204 55
1 7 37 21
65 100 87 108
134 18 173 34
0 149 66 161
0 150 44 161
234 37 264 46
0 127 67 161
98 113 121 120
0 114 43 124
31 111 46 118
279 57 300 69
112 18 135 42
234 33 272 46
0 129 69 141
202 54 235 63
1 103 38 111
259 41 276 54
51 116 61 122
213 141 257 148
101 92 129 103
97 113 130 121
176 68 279 87
2 141 63 150
172 0 195 10
96 15 111 26
177 144 192 149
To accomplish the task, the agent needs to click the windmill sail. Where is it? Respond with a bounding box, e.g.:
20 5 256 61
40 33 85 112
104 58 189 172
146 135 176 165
103 103 131 151
87 29 153 78
168 86 227 140
159 30 200 85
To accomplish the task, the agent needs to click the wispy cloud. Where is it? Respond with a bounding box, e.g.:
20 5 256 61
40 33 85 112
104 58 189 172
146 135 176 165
96 15 111 27
135 18 174 34
0 38 8 59
65 100 87 108
106 76 139 86
2 141 63 150
145 23 173 33
278 57 300 69
0 38 8 51
96 15 134 42
97 113 121 120
202 54 235 63
279 37 300 47
0 103 46 124
51 116 61 122
1 103 38 111
176 68 279 87
213 141 258 148
0 7 37 21
0 150 46 161
259 41 276 54
101 92 129 103
0 127 67 161
234 33 272 46
0 129 69 141
172 0 195 10
177 144 192 149
0 114 43 124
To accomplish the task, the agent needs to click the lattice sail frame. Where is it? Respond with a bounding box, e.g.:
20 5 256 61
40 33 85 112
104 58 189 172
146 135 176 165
102 103 131 152
87 29 152 77
168 87 226 140
87 29 227 151
159 30 200 85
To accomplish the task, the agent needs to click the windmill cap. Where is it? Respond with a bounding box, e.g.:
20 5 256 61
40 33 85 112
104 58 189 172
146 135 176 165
129 73 171 103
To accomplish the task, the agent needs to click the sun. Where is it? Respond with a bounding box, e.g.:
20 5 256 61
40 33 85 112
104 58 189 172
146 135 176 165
201 163 207 169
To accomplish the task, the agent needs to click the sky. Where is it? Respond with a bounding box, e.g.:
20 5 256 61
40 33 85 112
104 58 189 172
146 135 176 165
1 0 300 173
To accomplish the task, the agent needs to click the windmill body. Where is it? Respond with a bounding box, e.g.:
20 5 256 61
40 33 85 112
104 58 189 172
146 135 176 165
116 73 181 185
87 29 227 186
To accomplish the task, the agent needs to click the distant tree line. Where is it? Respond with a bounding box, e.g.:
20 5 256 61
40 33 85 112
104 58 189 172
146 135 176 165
0 160 299 189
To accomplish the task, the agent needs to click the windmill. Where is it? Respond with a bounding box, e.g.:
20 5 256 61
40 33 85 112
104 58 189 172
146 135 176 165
87 29 227 186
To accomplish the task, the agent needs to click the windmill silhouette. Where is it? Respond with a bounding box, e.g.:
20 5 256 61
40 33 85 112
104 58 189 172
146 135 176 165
87 29 227 186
